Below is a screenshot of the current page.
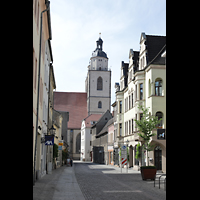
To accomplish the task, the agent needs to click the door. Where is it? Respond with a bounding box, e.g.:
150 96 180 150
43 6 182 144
154 146 162 170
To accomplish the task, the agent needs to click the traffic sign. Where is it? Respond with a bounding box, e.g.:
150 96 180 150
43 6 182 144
122 145 126 150
121 158 127 166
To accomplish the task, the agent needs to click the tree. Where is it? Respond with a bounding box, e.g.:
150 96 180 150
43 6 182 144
53 144 58 158
134 104 162 166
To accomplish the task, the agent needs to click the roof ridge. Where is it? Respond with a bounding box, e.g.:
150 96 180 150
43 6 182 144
146 34 166 38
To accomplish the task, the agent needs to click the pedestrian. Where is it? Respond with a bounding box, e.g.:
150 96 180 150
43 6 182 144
67 158 70 167
70 157 73 167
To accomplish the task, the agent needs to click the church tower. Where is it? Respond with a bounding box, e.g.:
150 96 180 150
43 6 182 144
85 34 111 115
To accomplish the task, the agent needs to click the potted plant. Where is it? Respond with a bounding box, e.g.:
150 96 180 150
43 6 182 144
134 105 162 180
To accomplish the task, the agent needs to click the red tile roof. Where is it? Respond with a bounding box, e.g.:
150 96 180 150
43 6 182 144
84 114 102 128
54 92 88 129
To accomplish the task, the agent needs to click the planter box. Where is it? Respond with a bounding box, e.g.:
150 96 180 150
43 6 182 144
140 167 157 180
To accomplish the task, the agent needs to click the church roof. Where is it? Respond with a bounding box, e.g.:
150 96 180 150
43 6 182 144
91 36 108 59
91 49 108 58
53 92 87 129
83 114 102 128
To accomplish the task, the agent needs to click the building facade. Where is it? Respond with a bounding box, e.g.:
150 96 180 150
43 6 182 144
81 114 102 161
33 0 53 182
114 32 166 172
91 110 113 164
54 92 88 160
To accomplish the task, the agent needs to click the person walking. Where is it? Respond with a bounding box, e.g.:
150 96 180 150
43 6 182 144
70 158 73 167
67 158 70 167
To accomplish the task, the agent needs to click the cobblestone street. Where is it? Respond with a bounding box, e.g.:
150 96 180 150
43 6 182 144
74 162 166 200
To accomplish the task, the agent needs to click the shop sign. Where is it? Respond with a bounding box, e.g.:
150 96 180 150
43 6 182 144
157 129 165 140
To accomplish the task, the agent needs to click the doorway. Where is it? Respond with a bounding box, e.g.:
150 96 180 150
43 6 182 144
154 146 162 170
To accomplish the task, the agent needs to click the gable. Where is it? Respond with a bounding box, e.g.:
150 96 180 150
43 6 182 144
140 32 146 44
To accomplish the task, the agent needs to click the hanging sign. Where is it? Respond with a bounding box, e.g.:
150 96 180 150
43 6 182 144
58 140 63 146
157 129 165 140
45 135 54 145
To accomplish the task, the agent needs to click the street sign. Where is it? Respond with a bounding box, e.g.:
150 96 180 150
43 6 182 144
157 129 165 139
58 140 63 146
45 135 54 145
121 158 127 166
58 145 62 150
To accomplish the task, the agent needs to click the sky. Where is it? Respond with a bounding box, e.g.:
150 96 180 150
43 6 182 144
50 0 166 106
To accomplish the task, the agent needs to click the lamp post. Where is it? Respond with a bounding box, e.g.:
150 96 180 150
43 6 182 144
49 124 56 164
125 139 129 173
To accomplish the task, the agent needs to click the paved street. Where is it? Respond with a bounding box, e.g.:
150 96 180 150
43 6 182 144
33 161 166 200
33 163 84 200
74 162 166 200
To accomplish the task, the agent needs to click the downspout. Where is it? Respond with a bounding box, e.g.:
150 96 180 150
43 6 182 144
33 1 50 186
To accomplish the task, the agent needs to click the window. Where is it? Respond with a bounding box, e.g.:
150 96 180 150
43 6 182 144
140 113 143 120
140 83 143 100
129 95 131 109
39 78 43 105
156 112 163 127
97 76 103 90
98 101 102 108
135 85 137 100
119 101 122 113
129 120 131 135
131 93 134 107
34 58 37 90
37 1 39 30
119 123 122 136
132 119 134 133
155 79 162 96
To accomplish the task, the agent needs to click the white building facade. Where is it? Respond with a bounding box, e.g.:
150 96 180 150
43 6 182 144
115 33 166 172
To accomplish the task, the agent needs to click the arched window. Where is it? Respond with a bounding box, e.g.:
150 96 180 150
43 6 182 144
156 111 163 127
98 101 102 108
155 78 162 96
97 77 103 90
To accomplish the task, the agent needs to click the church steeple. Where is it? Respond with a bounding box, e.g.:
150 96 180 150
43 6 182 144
92 33 108 59
96 33 103 50
86 33 111 115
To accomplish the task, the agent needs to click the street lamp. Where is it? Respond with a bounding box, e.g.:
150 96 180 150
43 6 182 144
49 125 56 135
125 139 129 173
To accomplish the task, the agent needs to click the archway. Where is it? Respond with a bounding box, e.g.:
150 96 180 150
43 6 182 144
76 133 81 154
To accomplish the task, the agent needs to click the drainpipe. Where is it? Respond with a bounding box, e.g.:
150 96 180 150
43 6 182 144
33 1 50 186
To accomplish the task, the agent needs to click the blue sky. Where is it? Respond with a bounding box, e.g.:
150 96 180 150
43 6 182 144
50 0 166 105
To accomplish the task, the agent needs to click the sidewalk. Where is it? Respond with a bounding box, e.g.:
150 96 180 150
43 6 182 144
33 163 85 200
